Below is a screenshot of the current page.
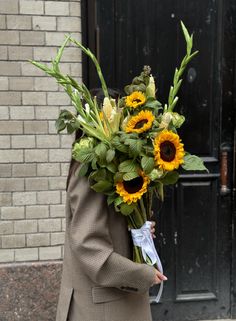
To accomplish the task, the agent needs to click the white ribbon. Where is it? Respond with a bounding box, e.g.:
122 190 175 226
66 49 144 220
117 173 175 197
130 221 164 303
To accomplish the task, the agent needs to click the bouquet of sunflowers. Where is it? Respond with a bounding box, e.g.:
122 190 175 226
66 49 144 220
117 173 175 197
31 21 207 302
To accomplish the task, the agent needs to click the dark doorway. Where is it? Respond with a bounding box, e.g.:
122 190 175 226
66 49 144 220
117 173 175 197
82 1 236 320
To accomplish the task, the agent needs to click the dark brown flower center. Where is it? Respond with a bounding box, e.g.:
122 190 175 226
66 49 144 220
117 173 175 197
132 98 141 104
134 119 148 129
160 141 176 162
123 176 144 194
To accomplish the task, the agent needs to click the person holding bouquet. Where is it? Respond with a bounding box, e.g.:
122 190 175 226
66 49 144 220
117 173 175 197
56 89 168 321
30 22 207 321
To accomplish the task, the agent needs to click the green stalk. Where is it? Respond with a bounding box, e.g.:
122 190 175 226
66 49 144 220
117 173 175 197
70 37 109 98
133 206 145 228
72 114 109 143
147 189 153 219
139 198 147 222
134 245 143 263
127 214 136 229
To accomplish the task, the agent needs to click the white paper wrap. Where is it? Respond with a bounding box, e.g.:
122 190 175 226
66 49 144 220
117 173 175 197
130 221 164 303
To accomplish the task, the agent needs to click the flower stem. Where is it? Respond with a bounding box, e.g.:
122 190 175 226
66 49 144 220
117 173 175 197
139 198 147 222
70 37 109 98
147 189 153 219
133 206 144 228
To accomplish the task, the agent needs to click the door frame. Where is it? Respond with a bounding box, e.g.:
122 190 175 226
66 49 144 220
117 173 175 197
232 51 236 318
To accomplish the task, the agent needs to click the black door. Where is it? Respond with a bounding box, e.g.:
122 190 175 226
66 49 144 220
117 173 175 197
82 1 236 320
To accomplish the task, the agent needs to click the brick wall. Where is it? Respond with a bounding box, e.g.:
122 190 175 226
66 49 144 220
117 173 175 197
0 0 81 263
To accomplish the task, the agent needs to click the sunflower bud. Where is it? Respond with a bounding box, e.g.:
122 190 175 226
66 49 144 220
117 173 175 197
146 75 156 98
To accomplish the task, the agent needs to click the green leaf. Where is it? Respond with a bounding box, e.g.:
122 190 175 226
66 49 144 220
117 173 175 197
118 160 139 173
123 172 139 181
120 203 136 216
72 148 95 163
54 35 70 66
161 171 179 185
91 180 113 193
89 168 107 182
114 196 123 206
181 21 191 45
141 156 155 174
145 98 162 109
112 136 129 153
107 194 116 206
114 172 124 183
95 142 108 160
148 168 164 181
91 158 98 170
182 154 208 171
55 118 66 132
29 60 53 75
66 122 77 134
77 162 89 177
125 139 143 158
106 163 117 173
106 149 115 163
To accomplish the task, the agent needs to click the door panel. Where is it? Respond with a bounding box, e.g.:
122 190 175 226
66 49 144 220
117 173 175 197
82 0 234 319
176 178 218 302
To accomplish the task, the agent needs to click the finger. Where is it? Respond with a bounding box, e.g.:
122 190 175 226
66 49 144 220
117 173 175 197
151 228 155 233
151 221 156 227
154 276 162 284
157 273 168 281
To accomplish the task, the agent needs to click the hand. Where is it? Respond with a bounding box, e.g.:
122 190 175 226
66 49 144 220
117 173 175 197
152 269 168 285
150 221 156 239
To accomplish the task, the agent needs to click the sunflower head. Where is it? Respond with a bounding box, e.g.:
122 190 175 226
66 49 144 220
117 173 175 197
154 130 185 171
116 171 150 205
125 91 146 108
125 110 155 134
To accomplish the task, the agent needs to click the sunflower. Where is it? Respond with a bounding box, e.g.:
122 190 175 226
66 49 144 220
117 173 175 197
125 91 146 108
154 130 185 171
125 110 155 134
116 171 150 205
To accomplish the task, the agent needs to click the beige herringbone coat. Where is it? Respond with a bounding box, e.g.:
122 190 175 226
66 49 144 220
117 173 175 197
56 165 156 321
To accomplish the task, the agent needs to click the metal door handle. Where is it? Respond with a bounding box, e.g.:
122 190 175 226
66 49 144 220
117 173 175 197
220 143 231 196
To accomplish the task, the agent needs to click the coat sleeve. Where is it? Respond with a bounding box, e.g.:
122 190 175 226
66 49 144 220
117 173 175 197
67 171 156 294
